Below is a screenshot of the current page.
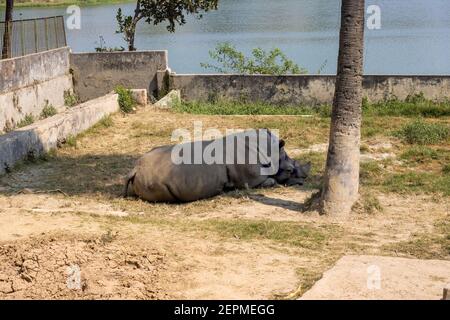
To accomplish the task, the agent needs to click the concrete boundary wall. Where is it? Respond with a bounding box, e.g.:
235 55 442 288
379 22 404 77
168 74 450 105
0 93 119 176
70 51 168 102
0 47 72 133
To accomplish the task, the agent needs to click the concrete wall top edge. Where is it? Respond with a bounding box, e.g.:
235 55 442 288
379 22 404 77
171 74 450 78
70 50 168 56
0 46 70 63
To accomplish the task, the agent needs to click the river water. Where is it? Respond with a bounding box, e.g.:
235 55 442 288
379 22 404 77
3 0 450 74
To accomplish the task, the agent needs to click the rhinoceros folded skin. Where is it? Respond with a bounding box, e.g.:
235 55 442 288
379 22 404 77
123 129 308 203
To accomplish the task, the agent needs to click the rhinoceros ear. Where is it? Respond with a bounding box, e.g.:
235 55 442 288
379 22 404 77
302 162 312 176
279 139 286 149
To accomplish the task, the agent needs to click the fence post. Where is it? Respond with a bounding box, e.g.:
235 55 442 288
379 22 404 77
44 17 49 50
21 20 25 56
62 16 67 46
34 19 38 53
54 17 59 48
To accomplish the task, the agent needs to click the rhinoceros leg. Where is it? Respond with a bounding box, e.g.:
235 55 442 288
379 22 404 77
123 169 137 198
258 177 277 188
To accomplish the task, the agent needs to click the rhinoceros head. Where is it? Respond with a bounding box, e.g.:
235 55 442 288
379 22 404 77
275 145 311 186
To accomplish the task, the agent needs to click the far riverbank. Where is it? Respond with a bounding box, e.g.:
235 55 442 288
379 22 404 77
0 0 132 9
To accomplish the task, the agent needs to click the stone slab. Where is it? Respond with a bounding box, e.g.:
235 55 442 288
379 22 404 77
0 93 119 175
300 255 450 300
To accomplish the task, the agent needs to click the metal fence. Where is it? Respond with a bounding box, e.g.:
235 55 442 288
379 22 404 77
0 16 67 59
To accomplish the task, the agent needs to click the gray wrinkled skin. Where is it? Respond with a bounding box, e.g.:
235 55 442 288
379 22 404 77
123 129 310 203
275 151 311 186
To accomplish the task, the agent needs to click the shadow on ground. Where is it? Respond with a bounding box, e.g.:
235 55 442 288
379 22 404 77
0 153 139 197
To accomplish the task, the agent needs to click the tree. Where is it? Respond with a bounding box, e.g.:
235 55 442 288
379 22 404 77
116 0 219 51
201 42 306 75
320 0 365 216
2 0 14 59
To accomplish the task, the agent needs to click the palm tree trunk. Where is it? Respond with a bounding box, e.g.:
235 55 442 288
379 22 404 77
320 0 365 216
2 0 14 59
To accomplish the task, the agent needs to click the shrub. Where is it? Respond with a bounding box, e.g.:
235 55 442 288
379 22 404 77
16 114 35 128
395 119 449 145
94 36 125 53
201 42 307 75
65 135 77 148
115 85 136 113
64 90 79 107
97 115 114 128
40 102 58 119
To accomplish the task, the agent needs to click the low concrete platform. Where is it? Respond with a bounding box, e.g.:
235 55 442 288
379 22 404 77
300 255 450 300
0 93 120 175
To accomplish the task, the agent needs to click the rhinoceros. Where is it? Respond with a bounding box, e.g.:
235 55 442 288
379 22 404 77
123 129 310 203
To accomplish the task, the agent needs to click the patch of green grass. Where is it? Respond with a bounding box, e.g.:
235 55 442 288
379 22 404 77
300 152 326 175
297 152 326 189
64 90 79 107
358 193 383 214
97 115 114 128
400 146 439 162
174 93 450 118
105 214 340 250
115 86 136 114
395 119 449 145
187 218 341 250
174 100 328 116
40 102 58 119
16 114 35 128
363 93 450 117
382 172 450 196
360 144 370 153
443 164 450 175
64 135 78 148
361 117 390 138
360 161 383 185
382 219 450 259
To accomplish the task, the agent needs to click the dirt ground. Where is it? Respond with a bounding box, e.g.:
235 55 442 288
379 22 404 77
0 106 449 299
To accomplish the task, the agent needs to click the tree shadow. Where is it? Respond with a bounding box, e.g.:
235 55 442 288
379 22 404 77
0 152 139 198
224 180 321 213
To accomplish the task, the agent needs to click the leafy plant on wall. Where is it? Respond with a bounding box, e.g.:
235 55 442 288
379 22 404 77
201 42 307 75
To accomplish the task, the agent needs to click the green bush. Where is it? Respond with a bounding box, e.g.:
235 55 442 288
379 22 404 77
65 135 77 148
201 42 307 75
97 115 114 128
115 85 136 113
64 90 79 107
16 114 35 128
94 36 125 53
40 102 58 119
395 119 449 145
